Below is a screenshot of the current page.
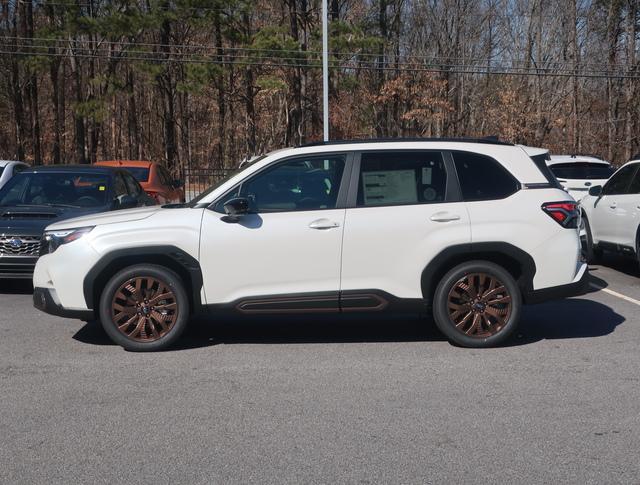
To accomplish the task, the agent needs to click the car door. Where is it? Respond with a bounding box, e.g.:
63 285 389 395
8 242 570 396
589 164 636 245
340 150 470 303
199 153 350 308
615 163 640 249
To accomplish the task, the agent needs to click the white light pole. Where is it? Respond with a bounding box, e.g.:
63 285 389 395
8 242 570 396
322 0 329 142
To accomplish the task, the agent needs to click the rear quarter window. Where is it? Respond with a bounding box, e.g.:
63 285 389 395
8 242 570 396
452 151 520 201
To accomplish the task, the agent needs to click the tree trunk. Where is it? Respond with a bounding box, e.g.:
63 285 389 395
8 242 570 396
376 0 388 137
624 0 636 161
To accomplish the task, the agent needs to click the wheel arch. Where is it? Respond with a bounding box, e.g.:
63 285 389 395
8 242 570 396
420 243 536 305
83 246 203 315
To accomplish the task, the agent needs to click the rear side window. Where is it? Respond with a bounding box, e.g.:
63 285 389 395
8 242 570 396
356 151 447 207
452 151 519 201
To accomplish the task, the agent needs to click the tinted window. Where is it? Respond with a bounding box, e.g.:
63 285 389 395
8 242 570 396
453 151 519 201
125 167 150 182
550 163 615 180
604 164 637 195
357 152 446 207
0 167 4 177
122 172 142 197
241 155 345 212
0 172 110 208
114 174 128 198
628 165 640 194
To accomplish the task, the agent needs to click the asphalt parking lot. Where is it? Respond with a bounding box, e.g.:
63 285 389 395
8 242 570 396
1 257 640 484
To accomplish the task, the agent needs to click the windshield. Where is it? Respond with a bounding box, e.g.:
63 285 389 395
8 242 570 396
0 172 111 208
123 167 150 183
550 163 615 180
188 155 267 206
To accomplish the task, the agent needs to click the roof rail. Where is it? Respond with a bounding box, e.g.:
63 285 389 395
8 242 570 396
298 136 513 148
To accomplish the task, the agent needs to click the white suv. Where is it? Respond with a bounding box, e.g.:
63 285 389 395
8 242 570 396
547 155 615 201
33 139 588 351
581 158 640 262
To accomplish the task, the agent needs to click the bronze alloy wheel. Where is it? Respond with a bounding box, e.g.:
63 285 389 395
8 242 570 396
447 272 512 338
111 276 178 342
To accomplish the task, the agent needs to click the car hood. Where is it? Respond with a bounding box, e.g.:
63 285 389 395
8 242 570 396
0 205 107 236
45 205 160 230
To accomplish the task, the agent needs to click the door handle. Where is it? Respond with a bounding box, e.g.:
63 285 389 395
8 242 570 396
308 218 340 230
430 212 461 222
609 203 617 209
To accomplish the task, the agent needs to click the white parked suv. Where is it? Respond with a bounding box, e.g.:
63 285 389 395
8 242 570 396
581 157 640 262
547 155 615 201
33 139 588 351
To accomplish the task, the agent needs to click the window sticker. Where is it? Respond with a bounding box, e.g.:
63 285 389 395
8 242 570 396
362 170 417 205
98 185 106 191
422 167 432 185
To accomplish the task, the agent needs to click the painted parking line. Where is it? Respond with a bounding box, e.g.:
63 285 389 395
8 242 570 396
589 283 640 307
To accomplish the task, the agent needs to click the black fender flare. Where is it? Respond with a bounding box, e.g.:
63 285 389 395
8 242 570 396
83 245 204 314
420 242 537 304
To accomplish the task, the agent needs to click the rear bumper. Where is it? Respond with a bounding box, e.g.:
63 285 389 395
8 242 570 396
33 287 95 320
523 262 589 304
0 256 38 279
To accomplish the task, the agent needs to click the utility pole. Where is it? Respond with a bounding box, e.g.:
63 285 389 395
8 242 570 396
322 0 329 141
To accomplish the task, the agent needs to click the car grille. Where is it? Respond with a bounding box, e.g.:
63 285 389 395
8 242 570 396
0 235 42 256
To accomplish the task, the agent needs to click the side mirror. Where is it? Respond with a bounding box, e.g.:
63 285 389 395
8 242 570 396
171 179 184 189
222 197 250 222
115 194 137 210
588 185 602 197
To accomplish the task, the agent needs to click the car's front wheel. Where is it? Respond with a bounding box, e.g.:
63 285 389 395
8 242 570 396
99 264 189 351
432 261 521 348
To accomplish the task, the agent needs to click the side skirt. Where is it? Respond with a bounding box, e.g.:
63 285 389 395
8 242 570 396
204 290 427 315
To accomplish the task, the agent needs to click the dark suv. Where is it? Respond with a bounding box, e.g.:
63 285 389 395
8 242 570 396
0 165 154 278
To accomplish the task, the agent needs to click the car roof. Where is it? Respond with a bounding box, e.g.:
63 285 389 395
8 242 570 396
22 164 119 175
300 136 513 147
0 160 23 167
96 160 153 168
548 155 610 166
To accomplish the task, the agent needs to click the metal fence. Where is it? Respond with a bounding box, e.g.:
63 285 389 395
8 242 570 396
183 167 233 201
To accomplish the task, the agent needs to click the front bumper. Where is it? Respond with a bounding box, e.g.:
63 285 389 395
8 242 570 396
33 287 95 320
0 256 38 279
523 262 589 304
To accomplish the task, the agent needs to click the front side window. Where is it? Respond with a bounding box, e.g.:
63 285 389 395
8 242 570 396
453 151 519 201
627 164 640 194
603 164 636 196
236 155 346 213
356 151 447 207
123 172 142 197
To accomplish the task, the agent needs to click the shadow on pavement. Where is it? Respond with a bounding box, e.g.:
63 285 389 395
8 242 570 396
593 253 640 279
0 279 33 294
515 297 624 344
73 297 624 351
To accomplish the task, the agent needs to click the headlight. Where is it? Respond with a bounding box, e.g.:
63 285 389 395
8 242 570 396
41 226 94 255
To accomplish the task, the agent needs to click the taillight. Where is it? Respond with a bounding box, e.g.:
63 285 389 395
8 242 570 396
541 201 579 228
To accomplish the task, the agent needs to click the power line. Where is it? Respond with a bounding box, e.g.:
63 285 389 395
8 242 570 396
2 35 632 71
1 48 638 79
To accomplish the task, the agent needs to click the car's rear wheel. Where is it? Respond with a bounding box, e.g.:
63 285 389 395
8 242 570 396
99 264 189 351
432 261 521 348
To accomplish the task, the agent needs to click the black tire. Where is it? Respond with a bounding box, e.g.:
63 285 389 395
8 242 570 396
432 261 521 348
583 216 602 263
99 264 189 351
